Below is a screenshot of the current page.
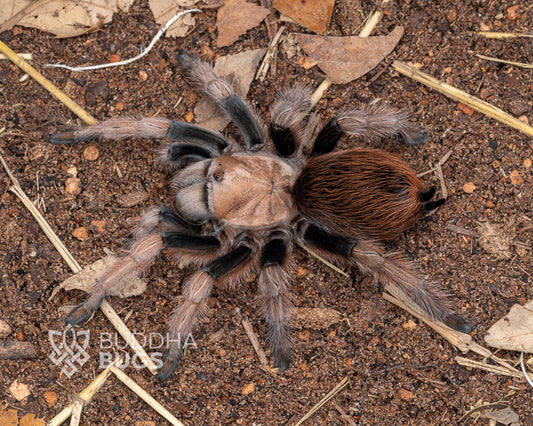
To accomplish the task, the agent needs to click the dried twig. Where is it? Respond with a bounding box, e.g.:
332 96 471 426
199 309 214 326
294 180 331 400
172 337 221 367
256 26 286 81
241 315 269 366
476 53 533 69
69 399 83 426
45 9 200 72
109 366 185 426
392 61 533 137
0 53 32 61
0 41 96 125
476 31 533 39
48 367 113 426
295 241 349 277
309 10 383 108
0 341 39 359
333 402 357 426
455 356 522 378
295 377 350 425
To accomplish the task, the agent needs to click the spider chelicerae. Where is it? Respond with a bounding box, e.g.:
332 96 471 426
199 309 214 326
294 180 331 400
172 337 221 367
51 51 471 381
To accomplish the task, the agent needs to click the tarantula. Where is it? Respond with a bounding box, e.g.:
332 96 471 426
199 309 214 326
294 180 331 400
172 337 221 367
51 51 472 381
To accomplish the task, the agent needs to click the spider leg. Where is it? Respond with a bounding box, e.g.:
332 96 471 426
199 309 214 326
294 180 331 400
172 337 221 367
269 86 312 157
258 238 295 370
302 224 473 334
311 104 428 156
158 244 253 381
66 207 218 325
177 50 266 149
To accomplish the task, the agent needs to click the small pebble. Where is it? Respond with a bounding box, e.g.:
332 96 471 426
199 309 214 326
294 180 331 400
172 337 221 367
65 177 81 197
485 200 496 208
109 54 121 63
489 139 498 150
398 388 414 401
117 190 149 207
72 227 89 240
184 111 195 123
43 390 58 407
138 70 148 81
458 103 475 116
115 101 124 111
83 145 99 161
241 383 255 395
509 170 524 185
524 158 532 168
91 220 107 234
402 319 417 330
463 182 476 193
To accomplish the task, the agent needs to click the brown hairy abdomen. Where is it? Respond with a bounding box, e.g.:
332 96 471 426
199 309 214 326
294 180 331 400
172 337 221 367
294 148 426 240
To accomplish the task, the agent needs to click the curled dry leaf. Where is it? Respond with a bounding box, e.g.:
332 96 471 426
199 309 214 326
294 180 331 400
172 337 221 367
216 0 270 47
1 0 117 37
117 189 149 207
293 307 342 330
148 0 200 38
477 221 513 259
195 49 266 132
295 26 404 84
56 252 146 298
273 0 335 34
485 300 533 352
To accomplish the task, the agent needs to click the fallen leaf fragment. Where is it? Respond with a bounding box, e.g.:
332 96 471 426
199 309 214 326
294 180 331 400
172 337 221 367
485 300 533 352
216 0 270 47
0 408 18 426
458 103 475 116
273 0 335 34
117 190 149 207
9 380 31 401
43 390 58 407
56 252 146 297
462 182 476 193
195 49 266 132
0 319 11 338
296 26 404 84
242 382 255 395
477 221 513 259
294 307 342 330
19 413 46 426
149 0 200 38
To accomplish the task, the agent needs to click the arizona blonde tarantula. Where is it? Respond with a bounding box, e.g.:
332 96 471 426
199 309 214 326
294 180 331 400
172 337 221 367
51 51 472 381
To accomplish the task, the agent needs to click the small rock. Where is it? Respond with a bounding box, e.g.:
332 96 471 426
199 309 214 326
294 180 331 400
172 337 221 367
524 158 532 168
480 22 491 31
72 227 89 240
9 380 31 401
509 170 524 185
138 70 148 81
43 390 58 407
83 145 99 161
241 382 255 395
446 9 457 22
65 177 82 197
398 388 414 400
463 182 476 193
109 54 121 63
0 319 12 338
184 111 194 123
296 266 307 277
115 101 124 111
298 330 310 342
91 220 107 234
485 200 496 208
518 115 529 124
458 103 475 116
402 319 417 330
66 166 78 177
506 4 520 20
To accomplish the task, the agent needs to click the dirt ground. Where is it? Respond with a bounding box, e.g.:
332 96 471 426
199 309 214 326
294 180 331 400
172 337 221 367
0 0 532 424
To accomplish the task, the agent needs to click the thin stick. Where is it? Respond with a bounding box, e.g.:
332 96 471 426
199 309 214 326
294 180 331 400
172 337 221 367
476 53 533 69
48 367 112 426
294 377 350 425
241 316 269 366
0 41 96 125
309 10 383 108
520 353 533 389
0 151 157 374
109 366 185 426
69 400 83 426
477 31 533 39
333 402 357 426
45 9 200 72
295 241 349 278
392 61 533 137
455 357 522 378
0 53 32 61
256 26 286 81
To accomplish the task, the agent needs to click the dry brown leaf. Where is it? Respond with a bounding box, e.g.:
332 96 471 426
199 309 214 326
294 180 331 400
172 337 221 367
57 252 146 298
19 413 46 426
477 221 513 259
195 49 266 132
293 307 342 330
1 0 117 37
148 0 200 38
273 0 335 34
295 26 404 84
0 408 18 426
485 301 533 352
216 0 270 47
9 380 31 401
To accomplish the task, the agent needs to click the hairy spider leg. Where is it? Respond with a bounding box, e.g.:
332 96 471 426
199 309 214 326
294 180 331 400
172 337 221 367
269 86 312 157
177 50 266 149
311 104 429 156
302 224 473 334
158 245 253 381
258 238 295 370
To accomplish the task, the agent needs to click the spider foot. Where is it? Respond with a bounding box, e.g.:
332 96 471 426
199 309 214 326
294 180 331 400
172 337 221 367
157 350 183 381
273 347 291 371
444 313 473 334
396 127 428 145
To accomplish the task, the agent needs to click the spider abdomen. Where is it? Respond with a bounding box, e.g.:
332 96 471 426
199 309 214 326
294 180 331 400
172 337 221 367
294 148 429 240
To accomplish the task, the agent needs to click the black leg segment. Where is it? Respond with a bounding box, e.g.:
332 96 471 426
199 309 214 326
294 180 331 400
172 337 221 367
161 231 221 251
220 95 264 148
168 122 228 153
203 245 252 279
311 118 344 156
262 238 287 267
304 224 355 257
